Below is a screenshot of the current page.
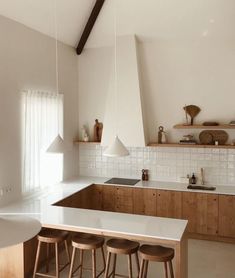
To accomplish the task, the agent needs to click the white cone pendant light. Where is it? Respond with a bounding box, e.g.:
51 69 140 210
103 0 129 158
47 0 66 154
103 136 129 157
47 134 66 153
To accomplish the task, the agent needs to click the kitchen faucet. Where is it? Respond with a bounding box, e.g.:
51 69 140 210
200 168 205 185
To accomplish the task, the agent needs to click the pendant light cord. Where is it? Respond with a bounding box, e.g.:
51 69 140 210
54 0 60 133
114 0 118 137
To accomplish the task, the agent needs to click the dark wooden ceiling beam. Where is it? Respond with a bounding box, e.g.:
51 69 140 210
76 0 105 55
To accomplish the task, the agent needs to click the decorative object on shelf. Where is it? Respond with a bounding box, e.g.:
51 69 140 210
93 119 103 142
189 173 197 185
142 169 149 181
179 134 197 144
103 0 129 157
229 120 235 125
183 105 201 125
184 104 189 125
203 121 219 126
199 130 228 145
81 125 89 142
158 126 167 144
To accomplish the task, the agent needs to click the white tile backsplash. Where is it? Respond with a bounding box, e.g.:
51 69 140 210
78 144 235 186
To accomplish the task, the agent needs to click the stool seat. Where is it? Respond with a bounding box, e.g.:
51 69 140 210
138 245 175 278
139 245 174 262
104 238 140 278
37 228 69 243
106 238 139 255
69 233 106 278
72 233 104 250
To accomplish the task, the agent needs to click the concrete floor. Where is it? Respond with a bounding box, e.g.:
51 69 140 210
40 239 235 278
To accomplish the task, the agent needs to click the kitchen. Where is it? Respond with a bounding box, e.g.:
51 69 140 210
0 0 235 277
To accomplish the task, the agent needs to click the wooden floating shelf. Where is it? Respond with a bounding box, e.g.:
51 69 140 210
148 143 235 149
174 124 235 129
74 141 101 144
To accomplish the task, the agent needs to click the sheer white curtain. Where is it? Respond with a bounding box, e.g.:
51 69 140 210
22 90 64 193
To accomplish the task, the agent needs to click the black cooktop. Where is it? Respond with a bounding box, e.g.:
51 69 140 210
105 178 140 186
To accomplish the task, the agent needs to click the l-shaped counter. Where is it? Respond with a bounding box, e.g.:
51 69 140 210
1 176 235 278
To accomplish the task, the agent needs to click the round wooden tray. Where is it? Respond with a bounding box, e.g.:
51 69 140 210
199 130 228 145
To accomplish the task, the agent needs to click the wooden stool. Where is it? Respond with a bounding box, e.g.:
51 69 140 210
68 233 105 278
104 238 140 278
33 228 70 278
138 245 174 278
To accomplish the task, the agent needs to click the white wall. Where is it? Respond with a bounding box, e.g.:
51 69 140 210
138 39 235 142
0 15 79 206
78 38 235 144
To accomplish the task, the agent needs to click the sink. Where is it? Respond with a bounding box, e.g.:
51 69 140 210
187 185 216 191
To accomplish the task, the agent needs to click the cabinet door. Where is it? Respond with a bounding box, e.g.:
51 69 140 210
102 185 116 212
219 195 235 238
182 192 218 235
116 186 133 213
133 188 145 215
144 189 157 216
156 190 182 219
91 185 103 210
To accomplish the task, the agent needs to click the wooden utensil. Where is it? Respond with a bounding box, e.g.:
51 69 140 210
184 105 201 125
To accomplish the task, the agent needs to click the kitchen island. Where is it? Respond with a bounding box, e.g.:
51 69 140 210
0 177 188 278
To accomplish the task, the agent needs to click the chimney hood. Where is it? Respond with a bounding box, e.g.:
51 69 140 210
101 35 147 147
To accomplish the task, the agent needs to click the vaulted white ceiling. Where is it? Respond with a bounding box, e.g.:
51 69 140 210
0 0 234 49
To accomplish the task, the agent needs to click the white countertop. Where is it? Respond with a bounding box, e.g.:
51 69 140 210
0 215 41 248
0 176 189 242
1 176 234 243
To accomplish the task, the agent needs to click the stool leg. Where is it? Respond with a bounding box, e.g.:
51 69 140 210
64 240 70 263
143 260 148 278
55 242 59 278
92 249 96 278
169 261 174 278
101 246 106 273
104 251 111 278
135 252 140 273
79 249 84 278
46 243 50 273
33 241 42 278
164 262 168 278
139 259 145 278
68 247 76 278
112 254 117 278
128 254 133 278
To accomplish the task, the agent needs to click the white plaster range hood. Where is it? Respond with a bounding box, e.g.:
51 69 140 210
101 35 147 148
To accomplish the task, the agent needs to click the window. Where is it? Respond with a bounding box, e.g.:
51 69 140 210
22 90 63 193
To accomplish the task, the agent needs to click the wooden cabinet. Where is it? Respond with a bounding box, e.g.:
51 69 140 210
54 184 235 241
218 195 235 238
102 185 116 212
133 188 157 216
156 190 182 219
116 186 133 213
182 192 218 235
91 185 103 210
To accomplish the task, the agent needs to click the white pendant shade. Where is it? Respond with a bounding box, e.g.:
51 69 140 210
103 136 129 157
47 134 65 153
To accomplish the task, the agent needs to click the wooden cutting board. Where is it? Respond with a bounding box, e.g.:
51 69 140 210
199 130 228 145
